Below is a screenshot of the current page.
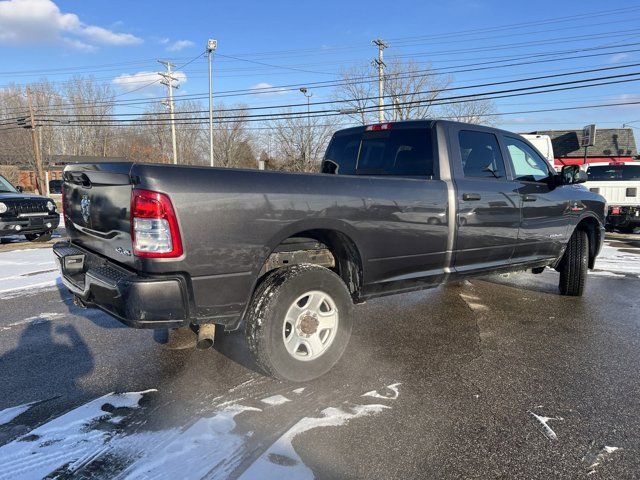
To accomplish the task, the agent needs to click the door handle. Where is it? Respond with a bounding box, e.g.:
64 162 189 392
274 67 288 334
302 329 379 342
462 193 481 201
522 195 537 202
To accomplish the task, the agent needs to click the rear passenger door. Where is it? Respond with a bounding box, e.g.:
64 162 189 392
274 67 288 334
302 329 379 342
502 136 570 262
449 127 521 272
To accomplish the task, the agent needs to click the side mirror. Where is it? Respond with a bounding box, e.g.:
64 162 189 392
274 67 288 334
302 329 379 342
560 165 587 185
15 185 24 193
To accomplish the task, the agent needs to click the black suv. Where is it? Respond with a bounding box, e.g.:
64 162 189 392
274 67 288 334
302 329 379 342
0 174 60 241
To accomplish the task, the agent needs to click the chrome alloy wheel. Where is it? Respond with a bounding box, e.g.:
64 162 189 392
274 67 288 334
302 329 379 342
282 290 339 361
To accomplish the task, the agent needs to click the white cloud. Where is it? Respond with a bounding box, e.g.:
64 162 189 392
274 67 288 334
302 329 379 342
250 82 289 96
79 25 141 46
608 93 640 109
610 53 630 63
113 70 187 93
167 39 194 52
0 0 142 48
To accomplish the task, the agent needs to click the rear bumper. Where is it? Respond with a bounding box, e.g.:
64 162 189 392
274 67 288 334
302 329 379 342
0 214 59 236
606 206 640 227
53 241 189 329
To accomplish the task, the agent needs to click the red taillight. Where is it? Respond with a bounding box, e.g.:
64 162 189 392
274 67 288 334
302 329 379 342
131 189 183 258
611 206 621 215
365 123 392 131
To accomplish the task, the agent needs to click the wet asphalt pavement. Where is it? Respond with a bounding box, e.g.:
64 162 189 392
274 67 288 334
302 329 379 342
0 238 639 479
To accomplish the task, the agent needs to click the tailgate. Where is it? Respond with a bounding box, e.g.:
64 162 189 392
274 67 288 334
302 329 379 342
63 162 136 268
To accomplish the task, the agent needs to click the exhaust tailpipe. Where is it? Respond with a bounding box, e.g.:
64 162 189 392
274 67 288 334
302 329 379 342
196 324 216 350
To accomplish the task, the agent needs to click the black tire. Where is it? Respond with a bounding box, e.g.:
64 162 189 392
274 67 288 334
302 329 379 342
245 265 353 382
558 229 589 296
618 226 636 234
25 231 52 242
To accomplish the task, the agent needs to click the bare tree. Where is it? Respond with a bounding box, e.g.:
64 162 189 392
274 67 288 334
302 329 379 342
267 110 339 172
333 65 378 125
439 96 499 125
0 86 38 190
212 105 256 168
384 58 451 121
60 76 116 156
0 165 20 185
175 100 206 165
333 59 451 123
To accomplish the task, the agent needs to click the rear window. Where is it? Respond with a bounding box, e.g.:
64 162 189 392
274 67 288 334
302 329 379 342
322 128 434 177
587 165 640 181
322 132 360 175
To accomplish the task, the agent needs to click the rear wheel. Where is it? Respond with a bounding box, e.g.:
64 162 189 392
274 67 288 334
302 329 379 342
618 226 636 234
245 265 353 382
558 230 589 296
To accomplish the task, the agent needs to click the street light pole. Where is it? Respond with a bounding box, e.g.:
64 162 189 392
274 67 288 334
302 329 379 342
300 87 313 163
207 39 218 167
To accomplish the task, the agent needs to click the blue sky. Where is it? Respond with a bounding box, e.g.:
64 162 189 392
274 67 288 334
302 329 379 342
1 0 640 133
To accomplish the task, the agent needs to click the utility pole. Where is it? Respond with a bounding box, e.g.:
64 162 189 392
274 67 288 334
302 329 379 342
158 60 179 165
207 39 218 167
300 87 313 163
25 87 45 195
372 38 388 123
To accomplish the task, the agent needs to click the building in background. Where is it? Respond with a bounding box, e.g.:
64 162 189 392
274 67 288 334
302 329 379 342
529 128 637 168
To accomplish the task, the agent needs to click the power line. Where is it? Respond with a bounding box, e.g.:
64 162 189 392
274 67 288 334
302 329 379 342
28 74 640 127
24 64 640 121
4 41 640 117
4 99 639 132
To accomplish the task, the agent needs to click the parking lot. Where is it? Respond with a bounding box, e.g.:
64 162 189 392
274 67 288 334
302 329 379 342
0 231 638 479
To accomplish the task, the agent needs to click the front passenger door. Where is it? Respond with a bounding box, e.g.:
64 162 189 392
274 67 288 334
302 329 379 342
503 136 570 262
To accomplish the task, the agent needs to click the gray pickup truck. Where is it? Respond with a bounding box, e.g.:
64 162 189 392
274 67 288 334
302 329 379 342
54 120 606 381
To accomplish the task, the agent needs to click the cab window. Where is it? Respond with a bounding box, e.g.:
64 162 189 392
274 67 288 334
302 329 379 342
504 137 551 182
458 130 506 179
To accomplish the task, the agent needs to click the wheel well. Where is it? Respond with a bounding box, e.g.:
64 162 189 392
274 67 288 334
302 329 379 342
260 229 364 300
574 216 601 269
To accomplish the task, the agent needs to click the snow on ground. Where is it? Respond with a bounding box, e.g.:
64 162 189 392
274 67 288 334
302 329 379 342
261 394 291 406
0 401 37 426
237 403 391 480
528 410 563 441
117 404 262 480
0 390 156 480
1 312 65 331
594 242 640 277
0 248 59 298
0 384 400 480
